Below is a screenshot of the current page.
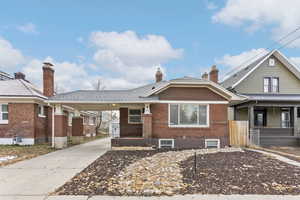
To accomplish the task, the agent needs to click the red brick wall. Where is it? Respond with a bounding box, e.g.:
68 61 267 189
158 87 226 101
0 103 50 143
72 117 83 136
0 103 35 138
34 104 48 141
54 115 67 137
151 103 228 139
119 108 142 137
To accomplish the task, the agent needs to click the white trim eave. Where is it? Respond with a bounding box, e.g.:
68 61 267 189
0 96 46 104
274 50 300 79
142 81 242 101
232 51 273 88
47 100 230 104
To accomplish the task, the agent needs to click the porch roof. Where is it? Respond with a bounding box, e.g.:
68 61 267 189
243 94 300 102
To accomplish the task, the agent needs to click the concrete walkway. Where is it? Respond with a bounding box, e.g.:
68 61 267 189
0 137 111 200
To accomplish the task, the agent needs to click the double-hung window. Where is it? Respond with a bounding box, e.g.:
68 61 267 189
169 104 209 127
264 77 279 93
128 109 142 123
0 104 8 124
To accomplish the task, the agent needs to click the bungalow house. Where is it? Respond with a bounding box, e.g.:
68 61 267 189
222 50 300 146
0 63 98 145
48 66 242 149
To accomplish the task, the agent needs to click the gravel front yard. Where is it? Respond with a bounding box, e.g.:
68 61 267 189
0 144 55 167
181 150 300 195
55 149 300 196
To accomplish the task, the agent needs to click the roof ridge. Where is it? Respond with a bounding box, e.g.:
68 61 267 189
18 79 35 96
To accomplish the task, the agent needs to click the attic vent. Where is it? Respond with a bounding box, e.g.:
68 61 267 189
269 58 275 66
152 86 155 90
244 67 249 70
233 74 237 77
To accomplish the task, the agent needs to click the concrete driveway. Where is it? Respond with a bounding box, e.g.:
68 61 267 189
0 137 110 199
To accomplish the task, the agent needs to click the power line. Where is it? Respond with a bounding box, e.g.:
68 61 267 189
224 26 300 77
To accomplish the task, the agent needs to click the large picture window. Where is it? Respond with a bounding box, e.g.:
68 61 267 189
0 104 8 124
169 104 208 127
128 109 142 123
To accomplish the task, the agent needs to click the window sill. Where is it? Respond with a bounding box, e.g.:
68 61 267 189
169 124 209 128
0 120 8 124
128 122 142 124
38 114 46 118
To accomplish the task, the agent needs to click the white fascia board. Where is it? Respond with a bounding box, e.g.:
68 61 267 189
48 100 229 104
0 96 46 104
274 50 300 79
232 51 273 89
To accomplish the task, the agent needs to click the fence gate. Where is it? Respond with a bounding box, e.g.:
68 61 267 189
249 128 260 146
229 120 249 147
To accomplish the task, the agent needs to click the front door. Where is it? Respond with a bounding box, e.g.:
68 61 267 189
254 109 267 127
281 109 290 128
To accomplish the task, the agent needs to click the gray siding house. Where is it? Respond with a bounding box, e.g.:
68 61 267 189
222 50 300 146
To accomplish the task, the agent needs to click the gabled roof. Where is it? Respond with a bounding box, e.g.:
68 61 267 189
0 79 47 99
221 50 300 89
49 77 243 103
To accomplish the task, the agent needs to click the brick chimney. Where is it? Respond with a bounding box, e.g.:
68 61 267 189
43 62 54 97
201 72 208 80
155 67 163 82
209 65 219 83
14 72 26 80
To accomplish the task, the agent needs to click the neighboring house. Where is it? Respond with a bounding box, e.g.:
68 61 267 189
222 50 300 146
48 67 242 149
0 64 98 145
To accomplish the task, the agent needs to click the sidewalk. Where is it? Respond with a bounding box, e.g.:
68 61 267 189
0 137 111 199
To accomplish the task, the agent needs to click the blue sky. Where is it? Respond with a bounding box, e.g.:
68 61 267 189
0 0 300 91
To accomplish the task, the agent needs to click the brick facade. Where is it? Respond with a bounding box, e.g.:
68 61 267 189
115 86 230 148
0 103 49 144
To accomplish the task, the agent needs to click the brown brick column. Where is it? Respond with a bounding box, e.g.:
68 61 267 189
54 104 67 148
72 117 84 136
142 113 152 138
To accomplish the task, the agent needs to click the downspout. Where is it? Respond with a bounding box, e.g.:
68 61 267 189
52 105 55 148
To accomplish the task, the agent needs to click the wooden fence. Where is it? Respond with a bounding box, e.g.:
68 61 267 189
229 120 249 147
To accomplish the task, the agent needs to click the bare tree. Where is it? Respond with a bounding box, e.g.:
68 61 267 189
93 79 105 135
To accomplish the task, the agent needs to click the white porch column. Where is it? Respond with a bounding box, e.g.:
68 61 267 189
142 103 152 139
53 104 68 149
294 106 298 136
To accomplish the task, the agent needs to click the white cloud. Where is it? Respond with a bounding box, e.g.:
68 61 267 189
90 30 182 82
17 23 39 34
212 0 300 46
0 31 180 92
216 48 268 68
206 1 218 10
0 37 25 70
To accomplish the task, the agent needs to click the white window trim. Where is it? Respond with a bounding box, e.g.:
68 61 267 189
205 139 220 149
158 139 174 148
89 116 96 125
0 103 8 124
263 77 279 93
128 108 143 124
38 105 46 118
168 103 209 128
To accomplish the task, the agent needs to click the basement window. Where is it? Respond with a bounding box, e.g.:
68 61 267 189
159 139 174 149
128 109 142 124
0 104 8 124
205 139 220 149
38 105 45 117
